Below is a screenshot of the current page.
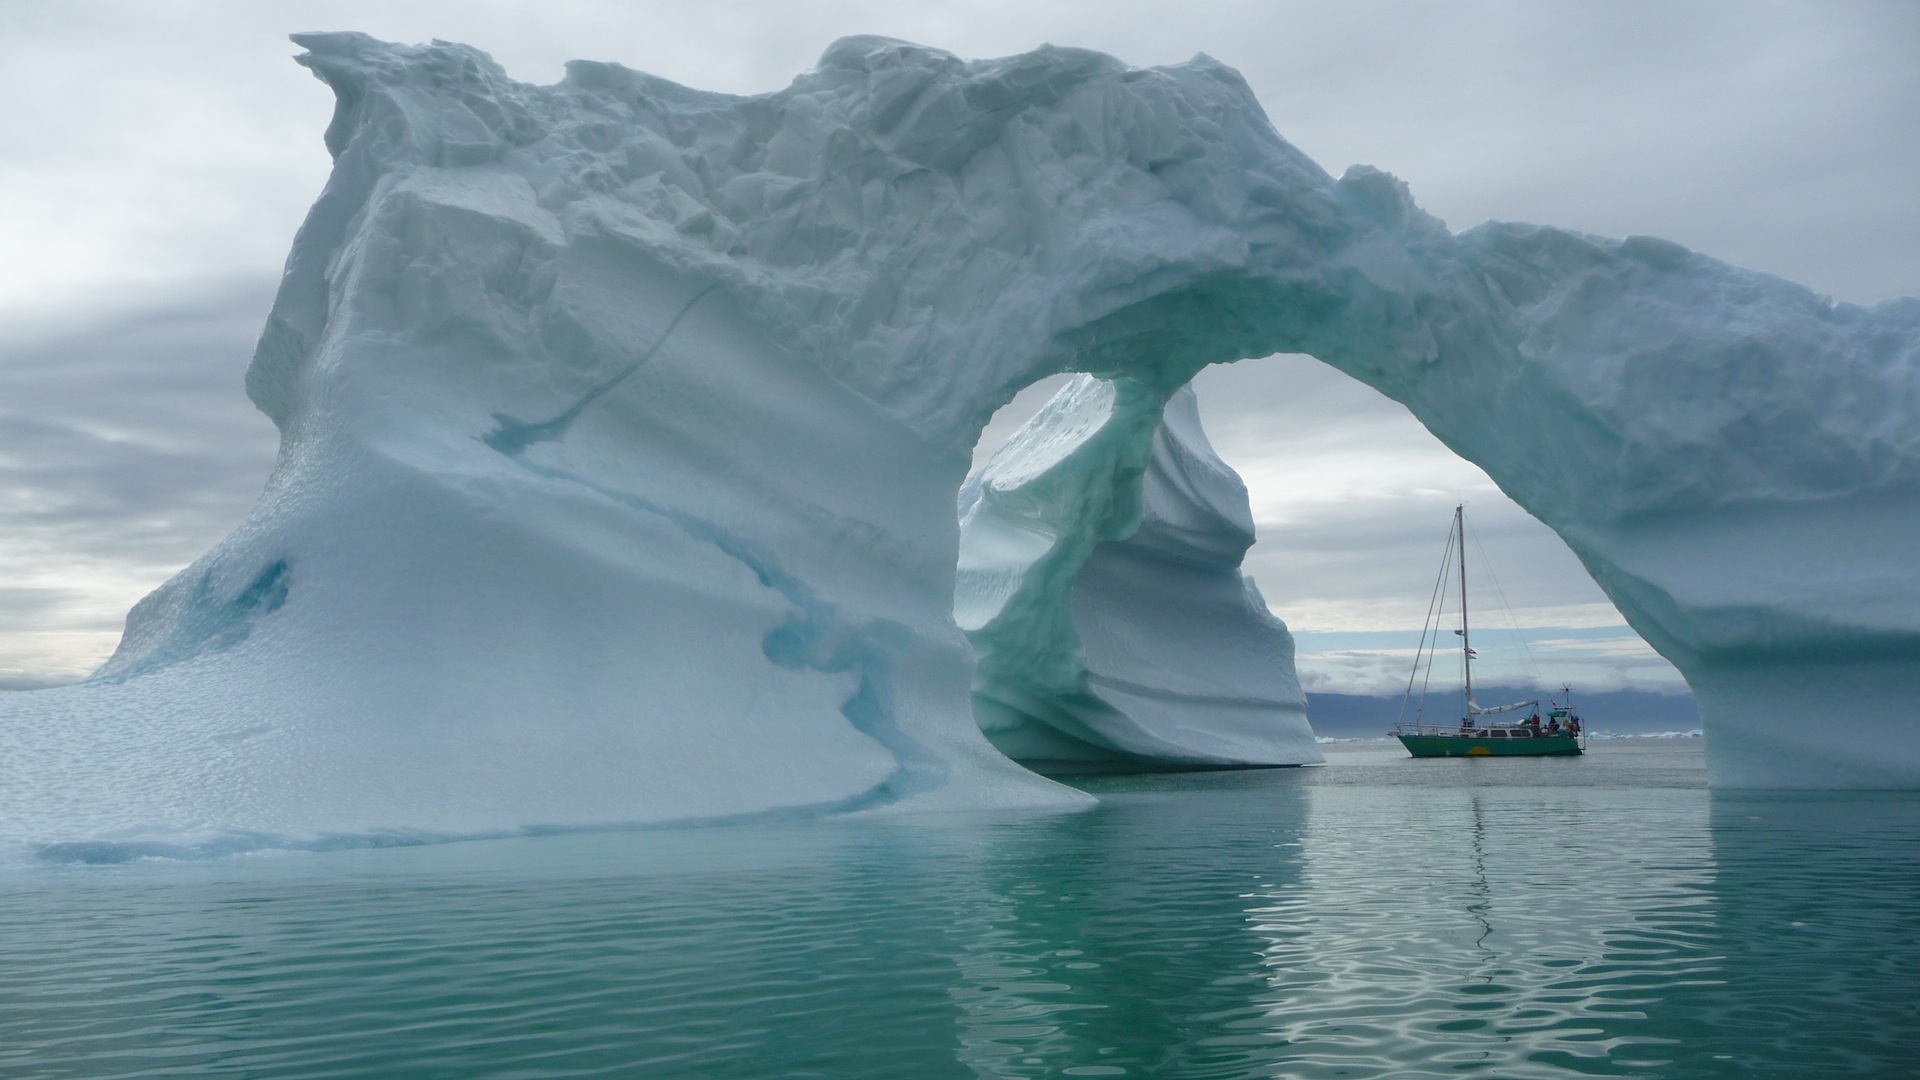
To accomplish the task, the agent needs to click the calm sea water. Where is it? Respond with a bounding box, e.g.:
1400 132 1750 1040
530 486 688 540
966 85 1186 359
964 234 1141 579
3 740 1917 1079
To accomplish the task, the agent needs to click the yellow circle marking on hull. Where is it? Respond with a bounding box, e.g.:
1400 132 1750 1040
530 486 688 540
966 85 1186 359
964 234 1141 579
1467 746 1491 756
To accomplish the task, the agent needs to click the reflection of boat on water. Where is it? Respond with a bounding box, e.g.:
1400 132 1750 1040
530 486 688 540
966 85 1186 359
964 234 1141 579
1391 504 1585 759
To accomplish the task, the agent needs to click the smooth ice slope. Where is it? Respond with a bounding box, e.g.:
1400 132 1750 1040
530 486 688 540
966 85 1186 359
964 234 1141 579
958 378 1316 766
0 32 1916 854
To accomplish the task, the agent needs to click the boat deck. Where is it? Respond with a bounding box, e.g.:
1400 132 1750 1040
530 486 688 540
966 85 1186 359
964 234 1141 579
1392 723 1583 757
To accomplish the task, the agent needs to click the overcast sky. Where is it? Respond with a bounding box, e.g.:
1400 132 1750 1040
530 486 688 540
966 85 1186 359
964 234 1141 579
2 1 1916 692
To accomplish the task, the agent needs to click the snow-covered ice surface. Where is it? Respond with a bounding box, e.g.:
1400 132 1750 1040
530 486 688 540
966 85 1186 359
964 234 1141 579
958 379 1317 767
2 32 1917 856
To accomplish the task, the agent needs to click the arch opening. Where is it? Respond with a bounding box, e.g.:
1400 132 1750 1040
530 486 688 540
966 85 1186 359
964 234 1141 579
952 352 1695 769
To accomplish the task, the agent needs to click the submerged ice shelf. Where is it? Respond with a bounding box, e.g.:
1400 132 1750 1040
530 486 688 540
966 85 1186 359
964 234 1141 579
2 30 1916 855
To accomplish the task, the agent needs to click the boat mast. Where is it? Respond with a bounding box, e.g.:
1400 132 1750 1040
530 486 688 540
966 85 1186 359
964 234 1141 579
1457 504 1472 718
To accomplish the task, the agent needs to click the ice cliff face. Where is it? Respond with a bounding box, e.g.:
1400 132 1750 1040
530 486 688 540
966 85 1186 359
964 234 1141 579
1 32 1916 855
958 379 1316 766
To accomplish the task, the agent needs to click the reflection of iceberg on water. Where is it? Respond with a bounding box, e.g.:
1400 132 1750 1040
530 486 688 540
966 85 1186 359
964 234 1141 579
1 28 1917 856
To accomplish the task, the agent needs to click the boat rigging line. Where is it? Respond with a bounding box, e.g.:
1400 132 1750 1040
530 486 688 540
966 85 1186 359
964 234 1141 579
1399 511 1459 725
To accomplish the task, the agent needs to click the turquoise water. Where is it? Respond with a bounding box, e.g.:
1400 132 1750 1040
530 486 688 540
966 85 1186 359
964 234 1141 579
3 740 1917 1078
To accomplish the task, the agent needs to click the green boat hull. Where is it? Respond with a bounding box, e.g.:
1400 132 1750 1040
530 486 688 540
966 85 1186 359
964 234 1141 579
1395 733 1583 758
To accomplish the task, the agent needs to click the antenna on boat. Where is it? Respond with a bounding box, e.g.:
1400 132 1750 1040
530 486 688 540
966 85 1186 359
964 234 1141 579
1563 685 1585 750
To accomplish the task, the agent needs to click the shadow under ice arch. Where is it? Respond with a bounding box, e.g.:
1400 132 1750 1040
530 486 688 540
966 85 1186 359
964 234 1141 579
2 32 1916 855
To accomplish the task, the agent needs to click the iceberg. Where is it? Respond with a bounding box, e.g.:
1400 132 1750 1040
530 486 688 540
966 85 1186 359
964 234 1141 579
1 31 1916 855
958 378 1317 767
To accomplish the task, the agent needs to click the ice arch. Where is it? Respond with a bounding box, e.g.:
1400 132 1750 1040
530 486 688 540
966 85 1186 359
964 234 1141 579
3 33 1917 854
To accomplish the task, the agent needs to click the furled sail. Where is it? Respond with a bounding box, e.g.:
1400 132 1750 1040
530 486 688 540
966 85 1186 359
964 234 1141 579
1468 698 1538 716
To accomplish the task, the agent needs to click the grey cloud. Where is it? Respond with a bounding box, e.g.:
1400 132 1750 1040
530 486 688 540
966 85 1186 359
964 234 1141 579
2 1 1913 322
0 281 279 681
1225 2 1920 304
1243 500 1613 621
0 281 279 561
1192 353 1418 449
0 587 64 632
1191 356 1614 621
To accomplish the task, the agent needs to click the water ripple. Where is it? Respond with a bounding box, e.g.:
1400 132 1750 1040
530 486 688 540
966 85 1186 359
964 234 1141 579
2 742 1917 1077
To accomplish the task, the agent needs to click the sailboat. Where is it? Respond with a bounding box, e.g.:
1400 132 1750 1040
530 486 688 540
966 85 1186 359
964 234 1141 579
1390 505 1585 758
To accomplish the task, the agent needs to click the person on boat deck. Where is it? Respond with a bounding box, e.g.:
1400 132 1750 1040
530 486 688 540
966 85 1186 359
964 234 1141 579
1460 717 1475 731
1546 717 1562 735
1525 714 1541 730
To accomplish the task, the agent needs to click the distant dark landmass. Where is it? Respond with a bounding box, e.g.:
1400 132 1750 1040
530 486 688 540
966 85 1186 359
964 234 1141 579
1306 686 1700 739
